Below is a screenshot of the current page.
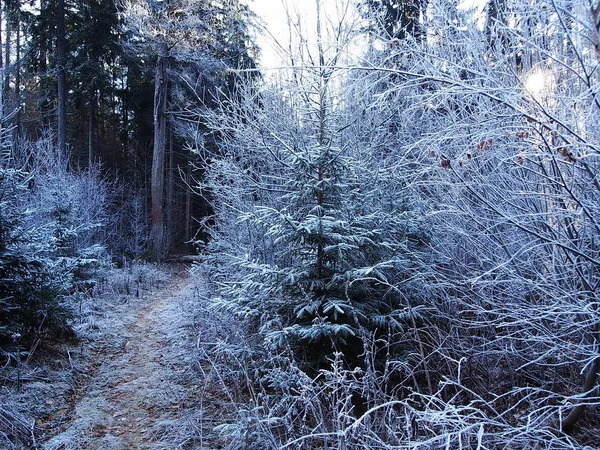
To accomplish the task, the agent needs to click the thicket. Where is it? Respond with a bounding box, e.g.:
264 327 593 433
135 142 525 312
0 135 145 448
197 0 600 448
0 138 115 355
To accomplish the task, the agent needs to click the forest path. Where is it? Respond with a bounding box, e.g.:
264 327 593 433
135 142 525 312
42 265 204 450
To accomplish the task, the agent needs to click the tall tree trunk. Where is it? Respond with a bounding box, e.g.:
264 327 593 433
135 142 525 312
121 71 129 158
0 5 3 76
184 161 191 243
315 0 326 280
14 10 18 92
39 0 50 128
593 0 600 82
57 0 67 160
4 9 9 100
0 3 3 151
150 42 169 261
166 127 174 246
14 11 20 145
88 107 93 167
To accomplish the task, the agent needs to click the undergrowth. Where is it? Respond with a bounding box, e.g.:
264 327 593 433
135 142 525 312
0 262 169 450
193 263 600 450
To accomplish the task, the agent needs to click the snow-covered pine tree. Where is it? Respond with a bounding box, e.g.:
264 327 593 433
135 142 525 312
205 114 428 367
0 169 73 348
240 143 402 357
200 1 431 368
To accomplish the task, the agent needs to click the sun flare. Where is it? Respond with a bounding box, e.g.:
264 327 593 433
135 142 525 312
525 70 548 96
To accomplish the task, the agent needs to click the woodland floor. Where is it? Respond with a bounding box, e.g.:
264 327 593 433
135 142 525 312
27 264 221 450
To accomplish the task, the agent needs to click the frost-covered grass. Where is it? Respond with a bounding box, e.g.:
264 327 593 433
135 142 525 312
0 394 36 449
3 261 597 450
0 262 178 450
194 324 600 450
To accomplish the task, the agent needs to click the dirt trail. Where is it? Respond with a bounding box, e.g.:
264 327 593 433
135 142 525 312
42 267 203 450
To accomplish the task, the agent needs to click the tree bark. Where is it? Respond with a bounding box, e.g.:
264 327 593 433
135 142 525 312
150 42 169 261
166 126 174 245
39 0 51 128
184 161 191 243
88 108 93 167
0 5 3 76
4 8 10 99
14 10 20 144
592 0 600 82
57 0 67 160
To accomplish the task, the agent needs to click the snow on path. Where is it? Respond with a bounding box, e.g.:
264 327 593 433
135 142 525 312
42 267 204 450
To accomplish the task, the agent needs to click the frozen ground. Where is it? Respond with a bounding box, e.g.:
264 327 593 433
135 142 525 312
36 264 206 450
1 263 244 450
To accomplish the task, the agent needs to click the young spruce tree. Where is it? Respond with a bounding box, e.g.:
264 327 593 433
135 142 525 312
204 1 428 369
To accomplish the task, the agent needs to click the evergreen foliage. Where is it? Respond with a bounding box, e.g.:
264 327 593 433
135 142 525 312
361 0 425 39
0 169 72 348
0 137 113 353
242 145 420 352
196 0 600 446
202 78 429 368
3 0 600 447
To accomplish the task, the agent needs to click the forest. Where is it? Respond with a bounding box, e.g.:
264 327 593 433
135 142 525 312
1 0 600 448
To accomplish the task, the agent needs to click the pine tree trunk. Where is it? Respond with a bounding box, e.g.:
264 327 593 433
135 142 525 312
57 0 67 160
150 43 169 261
121 71 129 157
166 127 174 246
0 4 3 150
315 0 326 280
184 161 191 243
88 108 93 167
0 6 3 75
39 0 50 128
4 12 9 99
14 11 20 141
